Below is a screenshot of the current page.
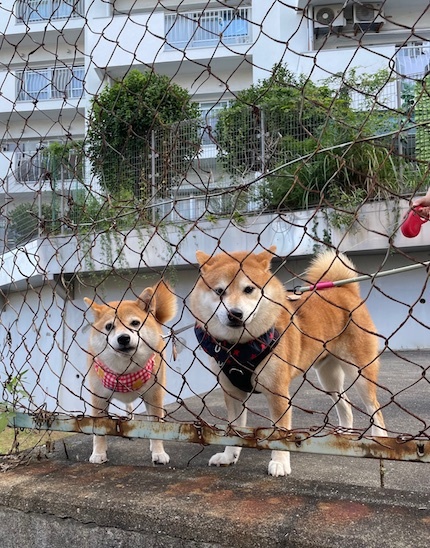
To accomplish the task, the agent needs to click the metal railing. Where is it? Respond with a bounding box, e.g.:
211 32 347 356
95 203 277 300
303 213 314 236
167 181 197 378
165 7 252 50
396 42 430 80
15 0 85 24
16 66 85 102
13 150 82 184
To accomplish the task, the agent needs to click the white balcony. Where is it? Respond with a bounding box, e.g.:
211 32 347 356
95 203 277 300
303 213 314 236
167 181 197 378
0 66 85 126
16 66 85 102
15 0 85 24
164 7 252 50
0 68 86 135
396 42 430 79
1 1 85 48
85 9 253 85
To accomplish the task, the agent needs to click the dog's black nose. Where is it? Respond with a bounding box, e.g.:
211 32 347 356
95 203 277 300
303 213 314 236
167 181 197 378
117 334 131 347
227 309 243 324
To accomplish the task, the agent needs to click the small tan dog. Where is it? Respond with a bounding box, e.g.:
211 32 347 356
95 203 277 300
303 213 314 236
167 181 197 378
189 247 386 477
84 281 176 465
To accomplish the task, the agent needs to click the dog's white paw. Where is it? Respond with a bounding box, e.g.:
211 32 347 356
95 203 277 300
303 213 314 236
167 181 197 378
268 459 291 477
209 451 239 467
89 452 108 464
152 451 170 465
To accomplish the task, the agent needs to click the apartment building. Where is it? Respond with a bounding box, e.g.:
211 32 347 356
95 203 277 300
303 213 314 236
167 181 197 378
0 1 429 237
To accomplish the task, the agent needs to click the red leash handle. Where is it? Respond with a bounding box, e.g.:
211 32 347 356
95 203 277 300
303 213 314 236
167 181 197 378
401 206 429 238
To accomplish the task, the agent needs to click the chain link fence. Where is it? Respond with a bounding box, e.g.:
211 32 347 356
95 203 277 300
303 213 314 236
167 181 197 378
1 0 430 473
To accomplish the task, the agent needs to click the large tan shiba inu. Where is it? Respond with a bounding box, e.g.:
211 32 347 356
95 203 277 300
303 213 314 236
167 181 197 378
189 248 386 477
84 281 176 465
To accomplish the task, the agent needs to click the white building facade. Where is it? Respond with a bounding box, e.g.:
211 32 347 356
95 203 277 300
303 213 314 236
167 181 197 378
1 1 430 211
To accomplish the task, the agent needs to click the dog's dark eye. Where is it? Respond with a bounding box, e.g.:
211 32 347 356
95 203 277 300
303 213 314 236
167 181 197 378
214 287 225 297
130 320 140 328
244 286 255 294
105 323 113 332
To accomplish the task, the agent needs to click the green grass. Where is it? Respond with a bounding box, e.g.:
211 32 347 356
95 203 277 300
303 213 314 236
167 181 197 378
0 427 74 455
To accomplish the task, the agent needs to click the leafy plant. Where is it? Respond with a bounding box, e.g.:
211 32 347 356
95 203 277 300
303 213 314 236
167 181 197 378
8 203 62 245
216 64 338 180
216 65 424 214
67 188 147 233
0 371 28 435
86 69 200 202
415 76 430 162
40 140 85 183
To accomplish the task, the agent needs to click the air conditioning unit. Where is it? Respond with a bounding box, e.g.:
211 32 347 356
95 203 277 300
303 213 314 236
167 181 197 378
313 5 346 29
353 3 384 25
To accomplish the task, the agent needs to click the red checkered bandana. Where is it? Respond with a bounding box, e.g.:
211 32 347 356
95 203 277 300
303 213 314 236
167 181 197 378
94 355 155 393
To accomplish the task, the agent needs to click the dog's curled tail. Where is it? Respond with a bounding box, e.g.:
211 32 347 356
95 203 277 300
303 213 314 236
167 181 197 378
140 280 177 325
154 280 177 325
306 250 360 294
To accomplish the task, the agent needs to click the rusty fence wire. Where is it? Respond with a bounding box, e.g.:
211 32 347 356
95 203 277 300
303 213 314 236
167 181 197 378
0 0 430 472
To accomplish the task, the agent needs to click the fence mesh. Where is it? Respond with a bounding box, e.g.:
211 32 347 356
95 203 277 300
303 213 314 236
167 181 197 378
1 0 430 472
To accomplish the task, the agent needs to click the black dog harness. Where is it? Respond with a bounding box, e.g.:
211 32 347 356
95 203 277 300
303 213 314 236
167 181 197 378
194 324 280 393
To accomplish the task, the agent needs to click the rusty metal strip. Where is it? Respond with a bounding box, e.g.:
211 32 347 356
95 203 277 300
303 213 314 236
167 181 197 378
9 412 430 463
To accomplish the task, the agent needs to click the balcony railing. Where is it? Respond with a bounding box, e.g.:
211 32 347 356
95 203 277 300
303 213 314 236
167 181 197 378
396 43 430 79
165 7 251 50
16 0 84 24
14 147 84 184
16 66 85 102
14 151 47 184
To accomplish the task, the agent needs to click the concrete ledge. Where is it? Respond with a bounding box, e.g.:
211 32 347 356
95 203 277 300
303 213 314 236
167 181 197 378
1 433 429 548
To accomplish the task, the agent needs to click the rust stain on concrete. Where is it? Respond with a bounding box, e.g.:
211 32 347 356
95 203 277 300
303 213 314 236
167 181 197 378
230 496 304 524
310 500 372 527
164 474 307 524
164 474 219 496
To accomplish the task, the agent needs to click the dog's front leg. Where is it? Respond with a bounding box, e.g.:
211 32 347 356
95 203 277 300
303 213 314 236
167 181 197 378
266 393 292 477
145 397 170 465
209 387 247 467
91 434 108 464
88 393 109 464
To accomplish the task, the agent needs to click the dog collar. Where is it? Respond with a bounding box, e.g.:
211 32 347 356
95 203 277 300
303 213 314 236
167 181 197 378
94 355 155 393
194 324 280 393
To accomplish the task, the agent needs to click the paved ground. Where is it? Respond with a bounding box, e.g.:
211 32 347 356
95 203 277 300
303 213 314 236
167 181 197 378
0 350 429 547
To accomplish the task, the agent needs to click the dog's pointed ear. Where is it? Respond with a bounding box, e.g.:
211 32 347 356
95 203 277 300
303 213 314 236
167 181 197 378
137 287 156 313
196 250 212 270
196 250 210 265
258 246 276 271
84 297 103 318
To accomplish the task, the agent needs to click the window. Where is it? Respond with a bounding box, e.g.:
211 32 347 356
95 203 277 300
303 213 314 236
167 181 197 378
199 101 230 146
14 140 84 183
396 43 430 79
16 66 85 102
14 143 49 183
165 8 251 50
16 0 84 24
